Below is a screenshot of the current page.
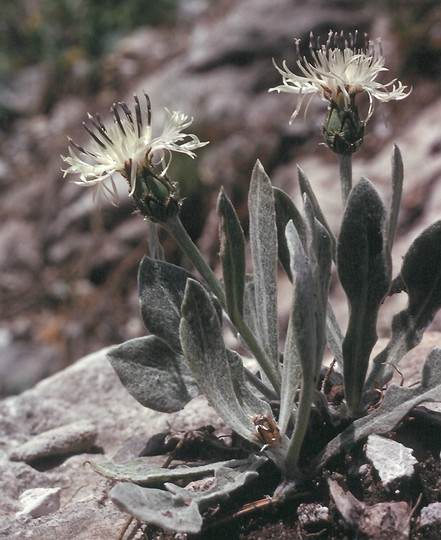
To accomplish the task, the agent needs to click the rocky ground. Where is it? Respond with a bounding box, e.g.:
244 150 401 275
1 333 441 539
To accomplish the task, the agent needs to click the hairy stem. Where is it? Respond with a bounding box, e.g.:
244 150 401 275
284 383 314 477
338 153 353 207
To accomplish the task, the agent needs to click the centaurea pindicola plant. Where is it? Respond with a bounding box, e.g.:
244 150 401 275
63 30 441 534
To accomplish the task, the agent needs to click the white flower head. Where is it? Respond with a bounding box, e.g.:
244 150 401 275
269 30 411 125
61 94 208 208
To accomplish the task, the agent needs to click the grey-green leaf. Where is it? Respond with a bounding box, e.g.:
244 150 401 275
226 349 273 418
386 145 404 255
273 186 306 280
165 455 265 512
138 256 197 353
401 220 441 323
110 483 203 533
297 165 336 259
337 177 390 415
217 188 246 318
180 279 256 442
366 221 441 390
107 336 199 413
280 221 317 465
303 197 332 382
108 455 266 534
92 457 243 484
421 347 441 388
326 303 344 372
248 160 279 366
243 278 259 337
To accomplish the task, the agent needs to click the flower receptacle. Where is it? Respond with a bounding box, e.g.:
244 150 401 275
130 163 180 223
323 94 365 155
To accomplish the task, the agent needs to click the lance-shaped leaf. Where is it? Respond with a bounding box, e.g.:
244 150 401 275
180 279 256 442
337 177 390 416
248 160 279 367
303 196 332 383
280 221 316 443
243 278 259 337
366 221 441 390
107 336 199 413
298 165 336 259
313 347 441 473
217 188 246 319
92 457 249 484
402 220 441 321
273 186 306 280
386 145 404 256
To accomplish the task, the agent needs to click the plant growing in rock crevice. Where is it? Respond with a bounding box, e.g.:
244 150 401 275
63 30 441 534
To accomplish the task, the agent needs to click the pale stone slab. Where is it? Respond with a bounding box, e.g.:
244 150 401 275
365 434 417 487
16 487 61 518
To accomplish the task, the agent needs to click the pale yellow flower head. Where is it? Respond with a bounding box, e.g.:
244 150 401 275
270 30 411 125
62 94 208 207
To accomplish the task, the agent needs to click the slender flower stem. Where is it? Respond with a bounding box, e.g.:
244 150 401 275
283 382 315 477
165 215 226 305
164 215 281 393
338 153 353 207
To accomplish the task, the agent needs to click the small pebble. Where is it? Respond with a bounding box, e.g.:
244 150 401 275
9 420 97 463
16 487 61 518
420 502 441 527
358 464 368 475
365 434 417 487
297 502 329 526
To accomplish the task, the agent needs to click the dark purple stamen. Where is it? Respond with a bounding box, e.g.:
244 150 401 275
134 95 142 138
88 115 113 145
83 122 107 149
112 104 127 136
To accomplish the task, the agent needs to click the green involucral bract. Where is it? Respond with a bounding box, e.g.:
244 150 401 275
131 164 180 223
323 92 365 155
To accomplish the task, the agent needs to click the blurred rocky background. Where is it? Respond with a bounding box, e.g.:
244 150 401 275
1 0 441 396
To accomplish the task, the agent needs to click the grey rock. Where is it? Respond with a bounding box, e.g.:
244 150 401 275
186 0 367 71
297 502 329 526
0 64 49 115
0 341 58 397
329 478 411 539
16 487 61 518
0 347 224 539
0 220 42 274
365 434 417 488
420 502 441 527
9 420 98 463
